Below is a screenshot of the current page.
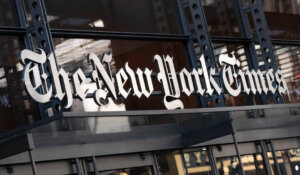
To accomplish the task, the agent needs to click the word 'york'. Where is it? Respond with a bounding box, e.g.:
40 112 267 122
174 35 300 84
20 49 289 110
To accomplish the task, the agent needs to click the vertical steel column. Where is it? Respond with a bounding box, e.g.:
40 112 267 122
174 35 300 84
232 134 245 175
28 149 37 175
259 141 273 175
75 158 82 175
24 0 63 118
152 153 161 175
26 0 52 54
14 0 48 120
175 0 203 107
14 0 34 50
208 146 219 175
269 140 282 175
249 0 285 104
177 0 226 107
180 150 189 175
91 156 99 175
234 0 285 104
253 154 261 175
233 0 263 105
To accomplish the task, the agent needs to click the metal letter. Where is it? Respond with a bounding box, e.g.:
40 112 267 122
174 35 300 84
191 68 205 96
199 55 214 96
266 69 277 94
72 69 89 101
136 68 154 98
125 62 142 98
179 68 194 96
154 55 183 110
20 49 52 103
116 68 131 99
48 53 73 108
88 53 117 100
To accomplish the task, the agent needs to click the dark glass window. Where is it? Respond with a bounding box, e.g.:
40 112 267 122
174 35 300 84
0 36 38 135
0 0 19 26
202 0 241 37
216 156 241 175
262 0 300 40
183 148 213 175
269 149 300 175
42 0 180 34
273 45 300 103
241 154 267 175
156 152 186 175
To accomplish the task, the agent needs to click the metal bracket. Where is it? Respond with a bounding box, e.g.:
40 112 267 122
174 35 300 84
180 0 226 107
247 0 285 104
25 0 63 117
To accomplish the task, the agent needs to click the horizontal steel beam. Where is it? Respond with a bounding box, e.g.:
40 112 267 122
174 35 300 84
0 26 26 35
62 103 300 118
0 133 34 160
51 29 190 41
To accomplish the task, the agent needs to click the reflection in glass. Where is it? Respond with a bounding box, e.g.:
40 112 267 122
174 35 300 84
99 166 153 175
262 0 300 40
53 38 197 111
0 36 38 135
31 114 179 148
241 154 267 175
183 148 213 175
42 0 180 34
202 0 240 37
273 45 300 103
270 149 300 175
0 0 19 26
156 152 186 175
216 156 241 175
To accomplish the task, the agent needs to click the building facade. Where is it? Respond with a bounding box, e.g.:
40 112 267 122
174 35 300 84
0 0 300 174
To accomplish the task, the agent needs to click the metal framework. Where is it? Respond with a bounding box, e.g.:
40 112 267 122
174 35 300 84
0 0 299 174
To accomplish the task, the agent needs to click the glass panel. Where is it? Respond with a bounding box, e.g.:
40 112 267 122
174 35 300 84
156 152 186 175
202 0 241 37
262 0 300 40
273 45 300 103
274 149 300 175
31 114 180 148
29 105 298 149
216 156 241 175
42 0 180 34
0 36 38 135
242 154 267 175
268 152 279 175
0 0 19 26
99 166 153 175
53 38 199 111
183 148 213 175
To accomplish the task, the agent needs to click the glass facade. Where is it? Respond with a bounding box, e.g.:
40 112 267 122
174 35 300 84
43 0 180 34
183 148 213 175
0 0 300 175
0 0 19 26
262 0 300 40
0 0 299 135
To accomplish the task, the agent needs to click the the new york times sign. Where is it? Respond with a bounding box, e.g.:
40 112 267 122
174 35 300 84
20 49 289 110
